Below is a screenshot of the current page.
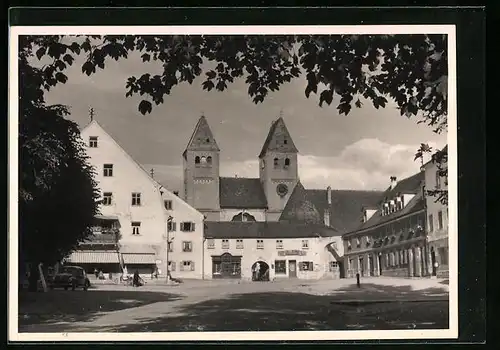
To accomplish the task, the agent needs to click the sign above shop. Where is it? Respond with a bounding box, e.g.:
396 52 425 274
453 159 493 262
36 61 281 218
278 250 307 257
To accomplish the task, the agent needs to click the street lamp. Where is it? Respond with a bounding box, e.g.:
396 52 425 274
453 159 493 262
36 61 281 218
166 215 173 284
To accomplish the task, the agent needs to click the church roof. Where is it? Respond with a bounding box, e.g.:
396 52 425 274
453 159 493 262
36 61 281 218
279 181 384 234
204 221 340 239
258 117 299 158
183 116 220 157
219 177 268 209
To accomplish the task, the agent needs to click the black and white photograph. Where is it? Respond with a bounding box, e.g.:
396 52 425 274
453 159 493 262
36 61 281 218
10 23 457 341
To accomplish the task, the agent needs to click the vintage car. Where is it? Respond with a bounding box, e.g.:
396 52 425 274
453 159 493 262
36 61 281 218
51 266 91 291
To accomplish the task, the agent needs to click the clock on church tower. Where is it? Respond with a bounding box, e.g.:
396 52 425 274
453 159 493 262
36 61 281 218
276 183 289 197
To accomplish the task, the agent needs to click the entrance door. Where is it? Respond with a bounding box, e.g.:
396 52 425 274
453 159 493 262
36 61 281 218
288 260 297 278
431 248 437 276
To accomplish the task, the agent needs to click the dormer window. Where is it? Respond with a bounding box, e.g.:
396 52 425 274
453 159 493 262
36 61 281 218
207 156 212 165
273 158 279 168
195 156 201 164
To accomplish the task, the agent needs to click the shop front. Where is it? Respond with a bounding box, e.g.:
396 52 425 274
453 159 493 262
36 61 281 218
212 253 242 279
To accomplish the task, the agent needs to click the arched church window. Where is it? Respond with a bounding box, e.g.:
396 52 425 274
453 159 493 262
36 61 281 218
284 158 290 168
207 156 212 165
195 156 200 164
274 158 279 168
284 138 288 145
201 156 207 164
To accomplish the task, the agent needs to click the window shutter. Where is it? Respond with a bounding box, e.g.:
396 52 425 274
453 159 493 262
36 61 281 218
191 223 195 232
173 222 177 231
191 261 195 271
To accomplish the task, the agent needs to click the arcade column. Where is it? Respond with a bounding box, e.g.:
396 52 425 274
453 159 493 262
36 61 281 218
366 254 371 276
414 246 422 277
373 253 379 277
408 247 414 277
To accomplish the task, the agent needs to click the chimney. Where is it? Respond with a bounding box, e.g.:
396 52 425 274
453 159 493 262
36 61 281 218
390 176 397 190
327 186 332 205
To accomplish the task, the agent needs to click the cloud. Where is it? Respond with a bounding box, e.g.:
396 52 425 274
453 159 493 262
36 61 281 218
144 138 445 193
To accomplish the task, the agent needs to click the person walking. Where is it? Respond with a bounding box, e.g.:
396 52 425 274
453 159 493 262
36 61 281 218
132 270 143 287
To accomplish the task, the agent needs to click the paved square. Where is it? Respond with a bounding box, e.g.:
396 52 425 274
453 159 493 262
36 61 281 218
18 277 449 332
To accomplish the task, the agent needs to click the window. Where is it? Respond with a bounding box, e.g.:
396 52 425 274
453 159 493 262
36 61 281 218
131 222 141 235
207 239 215 249
207 156 212 165
275 260 287 274
284 158 290 168
329 261 339 271
89 136 98 148
436 171 441 189
284 138 288 145
103 164 113 177
276 239 283 250
302 240 309 249
273 158 279 167
102 192 113 206
167 241 174 252
299 261 314 271
236 239 244 249
182 241 193 252
222 239 229 249
164 200 173 210
438 247 449 265
356 238 361 247
180 261 195 271
201 156 207 164
257 239 264 249
132 192 141 206
438 211 444 230
167 221 177 232
365 236 371 246
180 222 196 232
168 261 176 272
195 156 200 164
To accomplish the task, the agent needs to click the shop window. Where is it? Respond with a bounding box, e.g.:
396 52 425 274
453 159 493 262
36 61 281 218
275 260 287 274
299 261 314 271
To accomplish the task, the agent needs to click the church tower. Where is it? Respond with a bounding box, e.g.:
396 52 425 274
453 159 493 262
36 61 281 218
259 116 299 221
183 115 221 220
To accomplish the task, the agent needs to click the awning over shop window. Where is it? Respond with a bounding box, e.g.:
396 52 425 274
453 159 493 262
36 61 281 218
66 250 120 264
121 253 156 265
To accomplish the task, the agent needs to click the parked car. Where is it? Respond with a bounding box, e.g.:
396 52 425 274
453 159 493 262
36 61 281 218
51 266 91 291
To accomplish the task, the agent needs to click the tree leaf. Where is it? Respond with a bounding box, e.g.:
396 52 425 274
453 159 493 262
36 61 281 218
55 72 68 84
63 54 74 65
141 53 150 62
138 100 152 115
36 47 46 60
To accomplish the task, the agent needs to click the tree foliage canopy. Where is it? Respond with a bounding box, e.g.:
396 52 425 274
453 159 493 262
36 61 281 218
19 36 100 280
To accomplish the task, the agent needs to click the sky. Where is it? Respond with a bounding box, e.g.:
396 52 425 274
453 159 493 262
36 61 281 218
44 41 447 193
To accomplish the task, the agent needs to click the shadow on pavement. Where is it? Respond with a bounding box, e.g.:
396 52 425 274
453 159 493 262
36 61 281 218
325 282 449 303
102 289 449 332
18 290 183 328
439 279 449 285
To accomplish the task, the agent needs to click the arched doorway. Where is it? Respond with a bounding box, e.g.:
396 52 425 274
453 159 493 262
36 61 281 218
251 261 270 282
431 247 437 276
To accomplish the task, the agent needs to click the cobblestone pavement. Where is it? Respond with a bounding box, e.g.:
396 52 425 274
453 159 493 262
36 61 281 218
18 277 450 333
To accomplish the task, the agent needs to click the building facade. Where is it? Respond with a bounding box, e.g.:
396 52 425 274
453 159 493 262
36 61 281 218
423 146 449 278
342 172 435 279
73 120 204 279
204 222 343 281
180 115 383 280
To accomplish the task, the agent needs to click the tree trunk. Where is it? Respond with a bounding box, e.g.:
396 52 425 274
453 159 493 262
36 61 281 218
28 263 39 292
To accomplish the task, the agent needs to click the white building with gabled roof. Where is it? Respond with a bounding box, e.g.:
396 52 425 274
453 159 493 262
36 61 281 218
68 119 204 280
